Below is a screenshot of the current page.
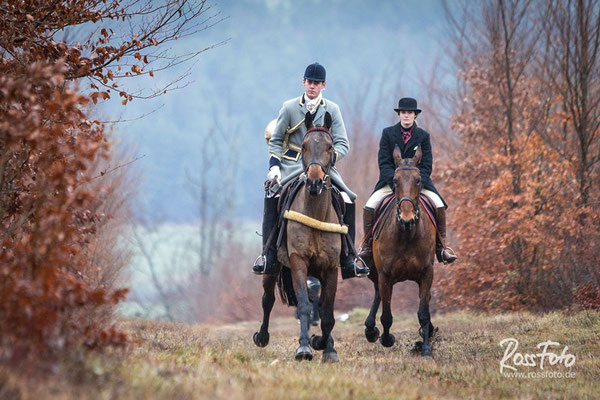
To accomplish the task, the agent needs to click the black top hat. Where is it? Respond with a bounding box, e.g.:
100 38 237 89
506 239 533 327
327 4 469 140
304 62 326 82
394 97 422 114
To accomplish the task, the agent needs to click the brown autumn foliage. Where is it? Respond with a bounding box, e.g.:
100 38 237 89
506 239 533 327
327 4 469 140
0 0 218 360
437 0 600 311
573 283 600 310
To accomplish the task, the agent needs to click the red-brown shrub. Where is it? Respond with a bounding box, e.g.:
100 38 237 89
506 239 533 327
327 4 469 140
1 0 215 361
0 61 128 359
574 283 600 311
437 0 600 311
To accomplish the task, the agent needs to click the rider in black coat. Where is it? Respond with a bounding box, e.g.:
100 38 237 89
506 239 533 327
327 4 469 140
373 122 446 208
359 97 457 265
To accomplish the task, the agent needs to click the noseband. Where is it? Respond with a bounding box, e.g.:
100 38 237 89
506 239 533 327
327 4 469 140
303 127 335 179
395 166 420 221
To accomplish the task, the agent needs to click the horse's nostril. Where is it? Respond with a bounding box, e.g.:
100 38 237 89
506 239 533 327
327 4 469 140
306 178 323 195
398 218 415 232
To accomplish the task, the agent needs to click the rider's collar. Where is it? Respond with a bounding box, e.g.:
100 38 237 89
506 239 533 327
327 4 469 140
400 123 415 132
299 93 326 109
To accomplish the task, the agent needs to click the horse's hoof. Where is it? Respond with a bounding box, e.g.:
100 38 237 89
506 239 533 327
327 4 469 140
309 335 325 351
322 351 339 363
365 326 380 343
380 333 395 348
412 341 423 354
422 346 433 359
295 345 313 361
253 331 269 348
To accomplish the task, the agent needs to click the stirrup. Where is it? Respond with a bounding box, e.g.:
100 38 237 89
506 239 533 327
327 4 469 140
340 256 369 280
441 247 457 265
354 256 370 277
252 255 266 275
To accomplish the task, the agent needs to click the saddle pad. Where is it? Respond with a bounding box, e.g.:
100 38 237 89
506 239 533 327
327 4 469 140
372 194 395 236
419 193 438 231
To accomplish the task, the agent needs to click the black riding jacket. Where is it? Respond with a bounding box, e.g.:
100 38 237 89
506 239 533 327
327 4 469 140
372 122 447 208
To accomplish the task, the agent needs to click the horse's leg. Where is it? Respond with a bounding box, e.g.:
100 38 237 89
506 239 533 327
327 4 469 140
309 267 338 363
417 269 434 359
364 267 381 342
379 272 395 347
289 254 313 361
310 297 320 326
253 270 279 347
307 277 321 326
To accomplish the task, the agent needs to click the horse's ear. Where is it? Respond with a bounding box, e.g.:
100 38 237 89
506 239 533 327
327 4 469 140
304 111 313 129
324 112 332 130
393 144 402 167
413 146 422 166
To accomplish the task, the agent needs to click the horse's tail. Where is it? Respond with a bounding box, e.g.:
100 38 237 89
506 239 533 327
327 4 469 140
277 265 297 306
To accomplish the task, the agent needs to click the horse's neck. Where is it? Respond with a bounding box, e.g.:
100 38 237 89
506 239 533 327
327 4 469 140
301 189 332 221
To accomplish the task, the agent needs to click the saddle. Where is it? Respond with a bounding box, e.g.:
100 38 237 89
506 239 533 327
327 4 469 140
372 192 438 241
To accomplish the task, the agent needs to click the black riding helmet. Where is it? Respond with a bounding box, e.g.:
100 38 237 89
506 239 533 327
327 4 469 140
304 62 326 82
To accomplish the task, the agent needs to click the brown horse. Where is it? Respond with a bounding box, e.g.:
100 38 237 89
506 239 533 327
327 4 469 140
253 111 341 363
363 145 437 358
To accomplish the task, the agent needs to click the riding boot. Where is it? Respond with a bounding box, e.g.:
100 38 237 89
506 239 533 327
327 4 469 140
252 196 279 275
357 207 375 266
435 207 458 264
340 202 370 279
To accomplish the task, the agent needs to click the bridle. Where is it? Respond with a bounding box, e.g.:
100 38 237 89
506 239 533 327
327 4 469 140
394 166 420 221
302 126 335 182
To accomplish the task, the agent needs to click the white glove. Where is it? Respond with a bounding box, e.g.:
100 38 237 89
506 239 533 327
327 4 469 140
267 165 281 182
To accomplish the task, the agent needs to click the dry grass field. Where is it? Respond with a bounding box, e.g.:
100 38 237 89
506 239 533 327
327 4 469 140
1 309 598 399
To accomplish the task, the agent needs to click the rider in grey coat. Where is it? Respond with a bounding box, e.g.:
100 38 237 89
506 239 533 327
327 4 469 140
252 62 369 279
267 91 356 199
